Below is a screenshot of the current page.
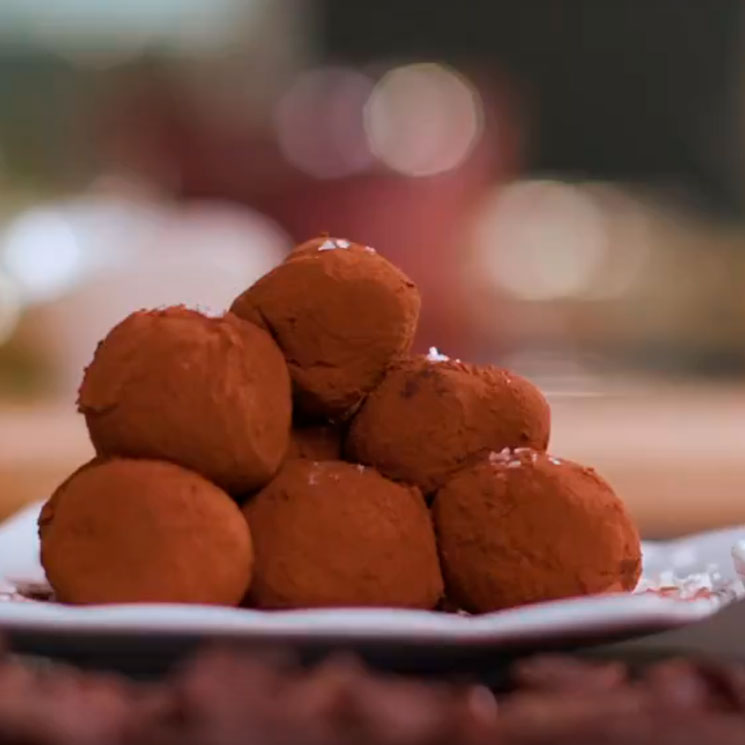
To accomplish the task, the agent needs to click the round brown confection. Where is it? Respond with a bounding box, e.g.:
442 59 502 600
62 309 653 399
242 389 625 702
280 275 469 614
432 449 642 612
286 424 342 461
230 236 420 419
346 355 550 494
243 459 443 609
78 306 292 494
39 458 253 605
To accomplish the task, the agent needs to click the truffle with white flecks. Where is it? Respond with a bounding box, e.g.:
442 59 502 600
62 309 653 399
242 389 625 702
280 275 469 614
433 449 641 612
243 459 443 609
346 356 551 494
231 236 420 419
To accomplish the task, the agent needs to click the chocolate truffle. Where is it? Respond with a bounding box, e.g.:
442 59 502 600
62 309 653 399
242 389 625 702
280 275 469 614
432 449 641 612
230 236 420 419
39 458 253 605
286 424 342 461
243 459 443 609
79 306 291 493
346 355 550 494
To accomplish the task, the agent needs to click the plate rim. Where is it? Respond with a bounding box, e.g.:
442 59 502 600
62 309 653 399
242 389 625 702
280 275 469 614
0 502 733 647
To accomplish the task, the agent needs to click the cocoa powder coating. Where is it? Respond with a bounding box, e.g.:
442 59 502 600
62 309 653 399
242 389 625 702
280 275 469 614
78 306 292 493
39 458 254 605
243 459 443 609
346 356 550 494
230 237 420 419
432 449 642 612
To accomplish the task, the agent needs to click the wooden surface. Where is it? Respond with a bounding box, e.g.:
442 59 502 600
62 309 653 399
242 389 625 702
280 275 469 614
0 403 94 524
548 385 745 538
0 385 743 538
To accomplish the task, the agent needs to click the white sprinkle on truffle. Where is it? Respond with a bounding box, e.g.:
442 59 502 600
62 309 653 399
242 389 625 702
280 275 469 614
364 245 376 253
488 447 513 464
427 346 450 362
183 303 221 318
318 238 352 251
636 564 744 605
356 464 366 473
549 457 562 465
507 461 521 469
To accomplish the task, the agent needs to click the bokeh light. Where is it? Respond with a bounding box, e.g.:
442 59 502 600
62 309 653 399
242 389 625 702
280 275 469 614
140 200 288 286
364 62 484 177
2 196 289 395
275 66 376 179
2 208 87 303
472 180 610 301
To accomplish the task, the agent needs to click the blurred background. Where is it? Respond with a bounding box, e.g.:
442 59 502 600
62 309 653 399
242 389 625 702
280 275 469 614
0 0 743 537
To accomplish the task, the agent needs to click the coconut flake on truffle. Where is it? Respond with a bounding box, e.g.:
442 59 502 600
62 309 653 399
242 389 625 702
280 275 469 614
489 447 539 468
512 447 538 464
308 462 321 485
636 564 744 607
318 238 351 251
488 448 513 465
427 347 450 362
181 303 223 318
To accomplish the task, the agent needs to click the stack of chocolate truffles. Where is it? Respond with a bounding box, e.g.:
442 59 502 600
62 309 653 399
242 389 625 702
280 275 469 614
39 236 641 612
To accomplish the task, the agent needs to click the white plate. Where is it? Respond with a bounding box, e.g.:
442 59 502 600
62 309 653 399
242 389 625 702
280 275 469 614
0 503 741 656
